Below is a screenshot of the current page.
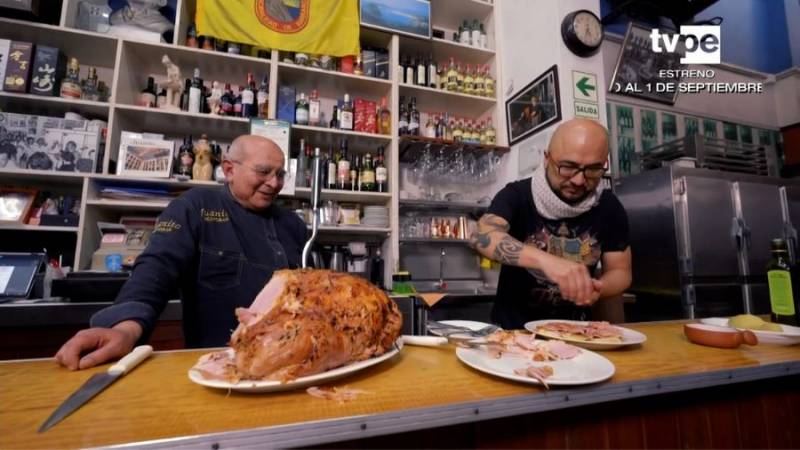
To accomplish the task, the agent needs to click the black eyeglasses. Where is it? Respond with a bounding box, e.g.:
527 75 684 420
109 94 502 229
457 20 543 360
229 160 286 182
553 161 607 180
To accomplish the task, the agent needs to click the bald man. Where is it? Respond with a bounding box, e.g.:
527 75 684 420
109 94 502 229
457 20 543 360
55 135 307 370
471 118 631 329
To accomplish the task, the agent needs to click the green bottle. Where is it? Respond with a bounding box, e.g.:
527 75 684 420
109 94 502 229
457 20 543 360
766 239 799 326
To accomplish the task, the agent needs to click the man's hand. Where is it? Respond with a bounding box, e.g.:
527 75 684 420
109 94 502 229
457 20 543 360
539 253 603 306
54 320 143 370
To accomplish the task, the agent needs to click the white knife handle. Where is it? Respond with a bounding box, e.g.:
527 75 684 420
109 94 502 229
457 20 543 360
108 345 153 375
402 335 448 346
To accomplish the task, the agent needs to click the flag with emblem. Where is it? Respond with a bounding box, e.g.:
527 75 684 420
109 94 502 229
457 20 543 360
196 0 360 57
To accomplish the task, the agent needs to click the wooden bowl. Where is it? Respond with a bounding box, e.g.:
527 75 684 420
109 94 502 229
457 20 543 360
684 323 758 349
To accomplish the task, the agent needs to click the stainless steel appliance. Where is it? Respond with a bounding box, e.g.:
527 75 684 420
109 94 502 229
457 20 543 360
615 166 800 320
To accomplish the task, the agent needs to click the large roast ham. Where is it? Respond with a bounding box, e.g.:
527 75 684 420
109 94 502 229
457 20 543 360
193 269 403 382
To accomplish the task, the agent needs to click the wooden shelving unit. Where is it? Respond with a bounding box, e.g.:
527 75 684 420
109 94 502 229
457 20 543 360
0 0 507 286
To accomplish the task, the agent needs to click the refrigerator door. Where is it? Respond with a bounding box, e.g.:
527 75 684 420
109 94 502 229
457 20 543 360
781 185 800 263
734 182 784 275
677 176 740 277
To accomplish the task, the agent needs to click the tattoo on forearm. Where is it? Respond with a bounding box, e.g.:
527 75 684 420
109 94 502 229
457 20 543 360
492 236 524 265
481 214 510 232
469 231 491 250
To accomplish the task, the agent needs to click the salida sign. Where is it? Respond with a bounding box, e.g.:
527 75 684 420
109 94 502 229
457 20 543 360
650 26 721 64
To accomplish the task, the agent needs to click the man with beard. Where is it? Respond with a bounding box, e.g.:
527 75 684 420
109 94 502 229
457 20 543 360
55 135 307 370
471 118 631 328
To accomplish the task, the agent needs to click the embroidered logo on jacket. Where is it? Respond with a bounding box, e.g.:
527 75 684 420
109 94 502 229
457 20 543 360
201 208 230 223
154 220 182 233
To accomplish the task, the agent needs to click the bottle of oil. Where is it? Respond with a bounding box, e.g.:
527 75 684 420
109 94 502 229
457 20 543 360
766 238 799 326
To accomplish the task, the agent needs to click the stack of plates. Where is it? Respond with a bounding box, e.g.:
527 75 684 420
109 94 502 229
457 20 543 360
362 206 389 228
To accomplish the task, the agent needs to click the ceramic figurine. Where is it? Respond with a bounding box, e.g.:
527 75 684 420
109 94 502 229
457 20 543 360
192 134 213 181
160 55 182 110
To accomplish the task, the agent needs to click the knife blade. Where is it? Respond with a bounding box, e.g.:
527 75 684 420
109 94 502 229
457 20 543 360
38 345 153 433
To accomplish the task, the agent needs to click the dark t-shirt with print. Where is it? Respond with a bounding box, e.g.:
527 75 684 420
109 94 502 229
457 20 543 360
487 178 629 329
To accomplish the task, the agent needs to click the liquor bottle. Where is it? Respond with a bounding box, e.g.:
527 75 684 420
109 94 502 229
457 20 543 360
220 83 234 115
456 62 464 93
424 115 435 138
186 23 199 48
460 20 471 44
479 23 488 48
378 96 391 135
405 56 414 85
60 57 82 99
295 92 309 125
305 144 313 187
436 114 446 138
330 105 340 129
179 79 191 111
446 116 454 140
453 119 463 142
361 152 376 192
241 73 257 117
233 86 243 116
479 120 487 144
82 67 100 101
156 88 167 108
340 94 354 130
474 66 485 97
464 64 474 95
471 120 481 143
767 239 799 326
408 97 420 136
188 68 202 113
416 53 426 86
446 58 458 92
484 65 495 97
471 20 481 47
138 76 157 107
370 247 384 289
398 97 408 135
438 61 447 90
428 54 437 88
337 139 351 190
326 145 337 189
177 135 194 178
308 89 321 126
485 118 496 145
296 138 307 188
350 154 359 191
257 74 269 118
375 146 388 193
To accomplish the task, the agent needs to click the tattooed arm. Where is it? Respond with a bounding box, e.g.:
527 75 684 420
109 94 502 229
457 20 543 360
470 213 602 305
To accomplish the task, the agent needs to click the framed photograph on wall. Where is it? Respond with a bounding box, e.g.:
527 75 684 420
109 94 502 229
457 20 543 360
608 22 685 105
506 65 561 145
0 188 37 224
360 0 431 39
117 132 174 178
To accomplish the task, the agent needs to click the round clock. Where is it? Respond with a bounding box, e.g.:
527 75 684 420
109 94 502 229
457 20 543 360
561 10 604 57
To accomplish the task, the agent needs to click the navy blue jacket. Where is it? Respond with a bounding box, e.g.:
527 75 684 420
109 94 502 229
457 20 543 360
91 186 307 348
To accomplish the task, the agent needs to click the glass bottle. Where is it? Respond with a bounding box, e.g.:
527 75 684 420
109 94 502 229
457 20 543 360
408 97 420 136
188 68 202 113
330 105 340 129
463 64 474 95
484 65 495 98
398 98 408 136
82 67 100 101
60 57 82 99
308 89 321 126
350 154 359 191
456 62 464 93
295 92 309 125
241 73 257 118
767 239 799 326
361 152 376 192
378 96 391 135
257 74 269 118
446 58 458 92
326 145 337 189
180 79 192 112
339 93 354 130
471 20 481 48
485 118 496 145
375 146 388 193
474 66 485 97
177 135 194 178
138 76 157 107
337 139 351 190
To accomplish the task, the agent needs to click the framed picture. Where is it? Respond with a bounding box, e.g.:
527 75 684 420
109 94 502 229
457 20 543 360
506 65 561 145
117 132 174 178
0 188 37 224
608 22 685 105
360 0 431 39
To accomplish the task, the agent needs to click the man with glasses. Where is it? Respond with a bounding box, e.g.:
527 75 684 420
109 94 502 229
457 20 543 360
55 135 307 370
471 118 631 329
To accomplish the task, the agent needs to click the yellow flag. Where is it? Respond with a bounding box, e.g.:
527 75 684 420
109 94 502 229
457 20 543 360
196 0 360 57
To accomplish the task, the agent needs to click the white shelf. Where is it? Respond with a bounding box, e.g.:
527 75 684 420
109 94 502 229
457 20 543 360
111 104 251 146
312 225 391 234
0 168 87 185
278 62 392 88
291 124 392 150
293 187 391 204
113 104 250 124
399 36 495 65
90 173 222 188
431 0 494 31
0 224 79 232
399 83 496 117
85 199 170 211
0 92 110 118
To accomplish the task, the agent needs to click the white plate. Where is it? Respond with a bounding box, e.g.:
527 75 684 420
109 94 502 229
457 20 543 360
456 340 615 386
428 319 497 339
700 318 800 345
524 320 647 350
188 340 402 393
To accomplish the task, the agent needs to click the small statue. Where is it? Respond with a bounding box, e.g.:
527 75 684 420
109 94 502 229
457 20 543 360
160 54 182 110
207 81 223 115
192 134 213 181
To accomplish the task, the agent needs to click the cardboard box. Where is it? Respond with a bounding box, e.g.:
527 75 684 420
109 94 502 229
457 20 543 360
30 45 65 96
361 48 376 77
277 85 296 123
3 41 33 93
339 55 354 74
354 98 377 134
0 39 11 92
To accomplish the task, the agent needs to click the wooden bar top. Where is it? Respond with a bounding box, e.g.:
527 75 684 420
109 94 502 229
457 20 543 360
2 321 800 449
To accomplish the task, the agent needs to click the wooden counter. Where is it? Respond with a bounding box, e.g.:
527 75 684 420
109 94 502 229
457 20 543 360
2 321 800 449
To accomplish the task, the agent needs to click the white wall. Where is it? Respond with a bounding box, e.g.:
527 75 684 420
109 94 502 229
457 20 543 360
775 68 800 128
602 34 779 129
498 0 608 180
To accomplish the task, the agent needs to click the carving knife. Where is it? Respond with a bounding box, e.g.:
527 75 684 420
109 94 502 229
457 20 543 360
38 345 153 433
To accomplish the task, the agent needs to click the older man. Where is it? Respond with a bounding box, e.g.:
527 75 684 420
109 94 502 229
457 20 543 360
471 118 632 329
56 135 307 370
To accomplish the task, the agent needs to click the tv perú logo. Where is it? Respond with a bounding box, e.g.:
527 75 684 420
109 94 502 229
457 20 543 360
650 26 721 64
